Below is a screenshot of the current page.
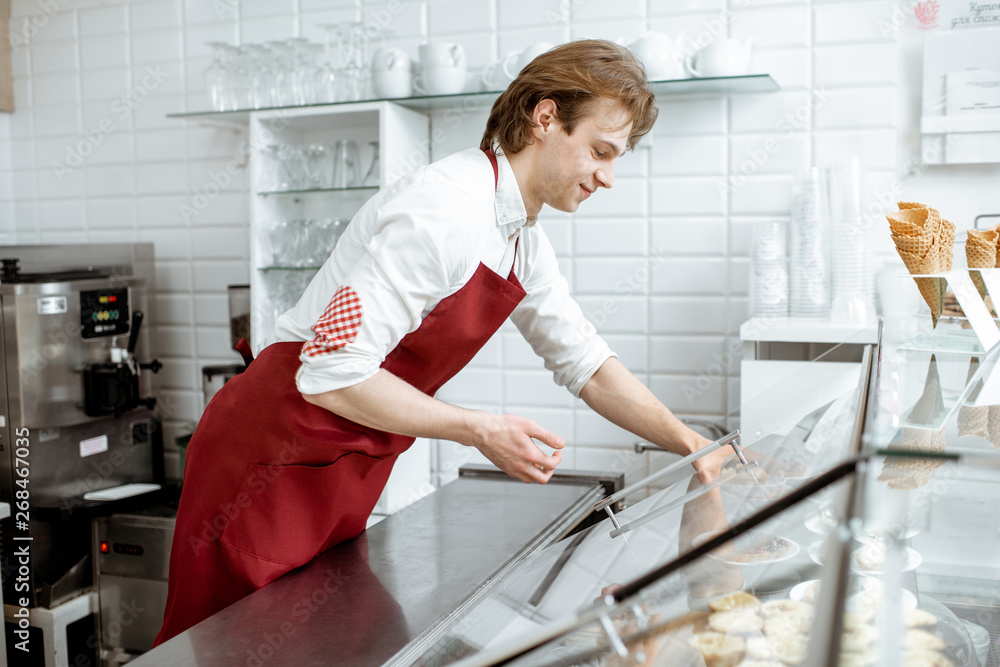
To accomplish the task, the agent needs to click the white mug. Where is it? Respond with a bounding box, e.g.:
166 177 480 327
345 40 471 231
373 68 413 98
371 47 411 73
419 42 466 69
414 65 466 95
685 38 753 78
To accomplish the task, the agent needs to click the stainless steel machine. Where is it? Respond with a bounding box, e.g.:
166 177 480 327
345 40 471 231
0 244 164 666
92 507 175 667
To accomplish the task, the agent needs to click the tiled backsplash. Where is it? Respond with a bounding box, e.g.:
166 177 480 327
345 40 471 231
2 0 999 485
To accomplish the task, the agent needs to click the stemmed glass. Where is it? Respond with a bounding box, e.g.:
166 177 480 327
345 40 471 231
285 38 311 106
204 42 229 111
362 141 379 187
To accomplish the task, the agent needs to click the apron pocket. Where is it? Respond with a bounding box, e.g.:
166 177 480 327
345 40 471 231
220 452 392 567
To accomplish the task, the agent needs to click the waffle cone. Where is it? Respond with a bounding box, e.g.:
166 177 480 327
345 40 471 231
989 406 1000 449
966 229 997 299
887 202 949 327
887 207 940 241
994 222 1000 267
878 426 947 490
907 355 945 425
940 219 955 271
958 405 989 438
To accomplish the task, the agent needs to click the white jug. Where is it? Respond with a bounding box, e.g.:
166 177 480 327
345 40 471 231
685 37 753 78
629 32 683 81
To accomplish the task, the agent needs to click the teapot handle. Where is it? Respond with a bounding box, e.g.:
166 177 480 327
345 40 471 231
451 44 467 68
684 53 701 78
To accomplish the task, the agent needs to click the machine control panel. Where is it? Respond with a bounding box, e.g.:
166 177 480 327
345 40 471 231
80 288 130 338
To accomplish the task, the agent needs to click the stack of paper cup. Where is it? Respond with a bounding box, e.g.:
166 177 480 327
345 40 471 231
828 160 876 322
789 167 831 318
750 221 789 318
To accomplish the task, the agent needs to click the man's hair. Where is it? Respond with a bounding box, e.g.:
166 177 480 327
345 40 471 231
480 39 657 155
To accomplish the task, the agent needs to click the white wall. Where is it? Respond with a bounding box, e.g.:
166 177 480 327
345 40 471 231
2 0 998 483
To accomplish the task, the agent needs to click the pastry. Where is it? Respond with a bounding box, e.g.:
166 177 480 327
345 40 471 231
708 608 763 634
903 608 938 629
767 634 809 665
761 599 813 618
764 612 812 637
688 631 746 667
709 591 762 613
841 625 878 653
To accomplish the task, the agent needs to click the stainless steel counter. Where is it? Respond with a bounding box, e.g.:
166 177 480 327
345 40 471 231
133 475 603 667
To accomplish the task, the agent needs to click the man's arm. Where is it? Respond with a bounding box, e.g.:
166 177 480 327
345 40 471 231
578 357 732 481
301 369 565 484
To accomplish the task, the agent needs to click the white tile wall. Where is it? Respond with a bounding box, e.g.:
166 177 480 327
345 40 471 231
4 0 995 488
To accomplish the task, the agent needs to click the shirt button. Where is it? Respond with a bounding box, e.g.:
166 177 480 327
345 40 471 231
500 216 507 222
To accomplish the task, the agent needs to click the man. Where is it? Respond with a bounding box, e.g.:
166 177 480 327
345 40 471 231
155 38 731 645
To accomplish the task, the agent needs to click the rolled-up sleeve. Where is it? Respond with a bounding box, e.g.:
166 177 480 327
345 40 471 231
294 183 480 395
510 226 617 397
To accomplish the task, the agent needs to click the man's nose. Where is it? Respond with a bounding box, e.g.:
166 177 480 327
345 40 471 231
596 162 615 189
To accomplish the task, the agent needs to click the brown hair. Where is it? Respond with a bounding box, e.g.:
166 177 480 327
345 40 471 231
480 39 657 154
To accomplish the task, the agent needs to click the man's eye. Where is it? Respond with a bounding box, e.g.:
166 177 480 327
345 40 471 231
594 150 605 158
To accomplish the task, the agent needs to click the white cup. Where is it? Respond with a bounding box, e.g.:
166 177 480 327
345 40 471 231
515 41 554 72
371 47 411 73
481 51 520 90
373 68 413 98
419 42 466 69
414 65 466 95
685 38 753 78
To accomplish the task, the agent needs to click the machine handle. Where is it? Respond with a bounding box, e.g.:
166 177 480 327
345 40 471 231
594 430 741 512
127 311 144 355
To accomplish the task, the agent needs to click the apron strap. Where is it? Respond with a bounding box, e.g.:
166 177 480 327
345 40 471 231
483 147 520 269
483 148 499 188
235 337 255 368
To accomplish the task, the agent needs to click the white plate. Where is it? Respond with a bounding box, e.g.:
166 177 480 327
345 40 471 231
790 579 821 603
707 533 800 566
846 588 917 612
804 510 838 535
856 526 921 541
809 543 922 574
852 546 922 574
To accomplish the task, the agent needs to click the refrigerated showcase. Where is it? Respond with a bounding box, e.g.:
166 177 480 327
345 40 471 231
409 318 1000 667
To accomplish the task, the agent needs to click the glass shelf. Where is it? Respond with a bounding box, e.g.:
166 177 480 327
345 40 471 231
166 74 779 123
257 186 378 197
258 266 322 272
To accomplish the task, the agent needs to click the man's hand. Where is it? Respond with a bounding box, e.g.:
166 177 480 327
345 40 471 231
691 440 736 484
471 414 565 484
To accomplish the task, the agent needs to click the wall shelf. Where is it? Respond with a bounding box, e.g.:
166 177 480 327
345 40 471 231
166 74 780 124
257 185 379 197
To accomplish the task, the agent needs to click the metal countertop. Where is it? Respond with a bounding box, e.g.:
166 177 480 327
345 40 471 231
134 475 601 667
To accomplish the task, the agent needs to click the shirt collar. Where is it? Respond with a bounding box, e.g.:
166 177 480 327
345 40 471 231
492 144 529 230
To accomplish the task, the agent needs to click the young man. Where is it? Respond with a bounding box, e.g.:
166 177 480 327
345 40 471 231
156 39 731 644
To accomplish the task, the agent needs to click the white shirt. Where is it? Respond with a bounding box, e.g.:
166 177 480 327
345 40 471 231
266 146 616 398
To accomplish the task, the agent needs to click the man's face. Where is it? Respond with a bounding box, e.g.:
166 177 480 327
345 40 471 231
536 98 633 214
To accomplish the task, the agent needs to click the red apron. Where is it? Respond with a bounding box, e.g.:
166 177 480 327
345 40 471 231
156 150 524 644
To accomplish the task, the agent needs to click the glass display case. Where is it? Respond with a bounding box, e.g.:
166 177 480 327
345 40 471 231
385 316 1000 667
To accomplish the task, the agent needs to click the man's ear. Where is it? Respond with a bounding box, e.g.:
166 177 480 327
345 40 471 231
531 98 560 142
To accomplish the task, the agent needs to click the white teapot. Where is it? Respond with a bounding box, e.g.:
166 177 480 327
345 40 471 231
685 37 753 78
628 32 684 81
